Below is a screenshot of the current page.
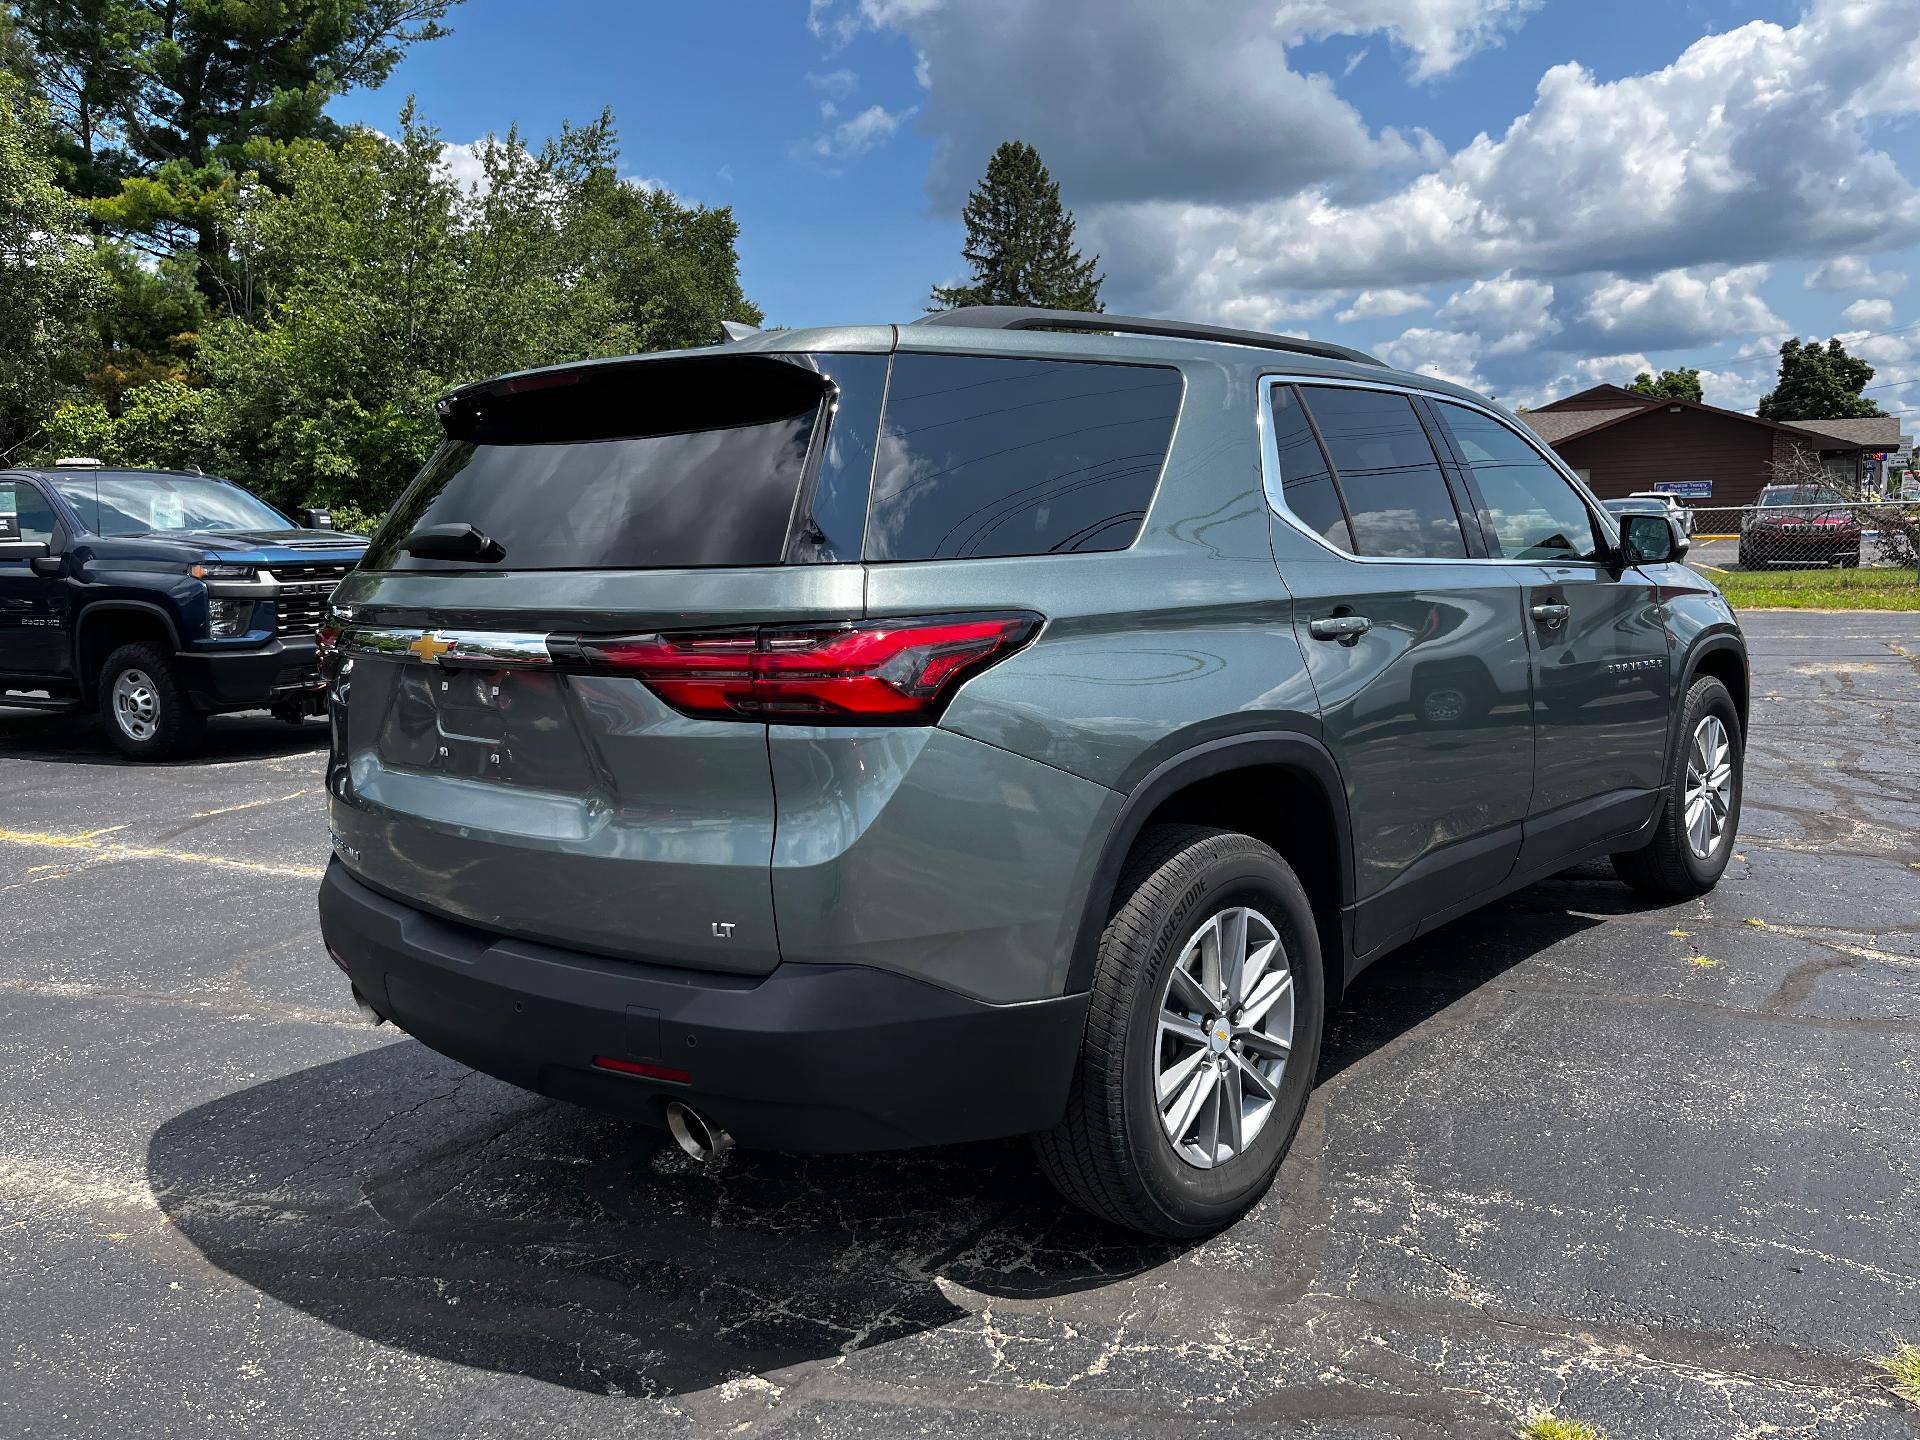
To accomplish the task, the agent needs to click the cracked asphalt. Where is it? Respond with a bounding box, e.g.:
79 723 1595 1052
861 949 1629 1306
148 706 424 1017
2 610 1916 1439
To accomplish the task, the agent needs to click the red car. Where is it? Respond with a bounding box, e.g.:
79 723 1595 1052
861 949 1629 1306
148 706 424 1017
1738 484 1861 569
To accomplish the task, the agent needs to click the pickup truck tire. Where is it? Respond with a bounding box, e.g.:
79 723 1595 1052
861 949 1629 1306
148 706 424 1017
1033 825 1324 1238
1612 675 1741 897
99 643 204 761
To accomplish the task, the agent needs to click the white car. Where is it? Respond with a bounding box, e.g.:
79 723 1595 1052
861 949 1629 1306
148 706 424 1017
1625 490 1695 535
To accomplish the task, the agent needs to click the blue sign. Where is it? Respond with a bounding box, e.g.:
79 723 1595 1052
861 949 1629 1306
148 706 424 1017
1654 480 1713 498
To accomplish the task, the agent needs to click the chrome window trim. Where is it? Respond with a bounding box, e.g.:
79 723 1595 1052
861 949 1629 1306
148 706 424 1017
1255 373 1615 569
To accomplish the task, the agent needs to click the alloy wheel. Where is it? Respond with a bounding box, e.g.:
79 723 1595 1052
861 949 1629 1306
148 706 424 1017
1155 905 1295 1169
1684 713 1734 860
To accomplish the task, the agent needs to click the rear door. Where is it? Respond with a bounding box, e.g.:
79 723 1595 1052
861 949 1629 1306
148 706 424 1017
325 351 885 976
1426 401 1671 869
0 479 68 678
1267 382 1533 957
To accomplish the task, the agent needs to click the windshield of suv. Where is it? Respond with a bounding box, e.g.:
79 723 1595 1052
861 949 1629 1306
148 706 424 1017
51 473 291 536
1759 485 1844 507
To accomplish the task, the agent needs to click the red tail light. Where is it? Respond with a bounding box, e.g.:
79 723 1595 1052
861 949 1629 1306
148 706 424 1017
315 622 341 680
558 613 1038 722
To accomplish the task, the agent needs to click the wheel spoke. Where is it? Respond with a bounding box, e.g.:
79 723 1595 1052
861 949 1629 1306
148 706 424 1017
1198 916 1225 1006
1163 1060 1217 1142
1219 1061 1243 1157
1158 1045 1208 1105
1239 1028 1291 1062
1239 967 1293 1029
1239 937 1278 1003
1159 1013 1209 1047
1167 965 1211 1018
1219 908 1249 1005
1232 1051 1279 1102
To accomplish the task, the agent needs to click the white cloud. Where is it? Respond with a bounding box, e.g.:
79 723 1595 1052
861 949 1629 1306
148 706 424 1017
1337 287 1429 323
1073 0 1920 312
807 104 914 164
807 67 858 99
1806 254 1908 296
1267 0 1539 82
434 140 492 193
1434 271 1557 355
1841 297 1895 329
1577 265 1782 351
1374 326 1487 390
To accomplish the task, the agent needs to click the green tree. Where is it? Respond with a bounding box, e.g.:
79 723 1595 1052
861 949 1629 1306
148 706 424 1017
1628 367 1703 403
930 140 1103 312
15 0 463 299
0 70 102 456
162 105 760 517
1756 337 1884 421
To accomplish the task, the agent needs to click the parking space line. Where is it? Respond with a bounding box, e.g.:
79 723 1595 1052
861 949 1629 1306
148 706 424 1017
188 790 315 820
0 827 324 880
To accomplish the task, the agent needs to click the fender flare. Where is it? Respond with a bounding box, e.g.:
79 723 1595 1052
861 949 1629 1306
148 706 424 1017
1064 731 1355 995
1674 628 1748 735
74 601 184 701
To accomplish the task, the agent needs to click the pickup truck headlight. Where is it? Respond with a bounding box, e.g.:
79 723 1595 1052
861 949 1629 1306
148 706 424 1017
191 562 257 580
208 598 254 637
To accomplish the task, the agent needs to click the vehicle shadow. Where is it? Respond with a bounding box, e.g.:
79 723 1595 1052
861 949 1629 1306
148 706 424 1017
145 866 1625 1399
0 706 326 766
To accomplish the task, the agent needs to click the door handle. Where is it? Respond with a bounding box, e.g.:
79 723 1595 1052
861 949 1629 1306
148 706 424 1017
1530 601 1571 628
1309 615 1372 641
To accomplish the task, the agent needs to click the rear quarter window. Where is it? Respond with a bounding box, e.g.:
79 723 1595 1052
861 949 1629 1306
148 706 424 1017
863 355 1182 562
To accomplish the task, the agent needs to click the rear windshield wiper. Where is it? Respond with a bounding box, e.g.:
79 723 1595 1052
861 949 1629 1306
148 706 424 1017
400 522 506 563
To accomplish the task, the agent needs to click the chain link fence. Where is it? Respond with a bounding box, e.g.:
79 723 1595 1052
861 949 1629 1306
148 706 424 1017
1677 495 1920 574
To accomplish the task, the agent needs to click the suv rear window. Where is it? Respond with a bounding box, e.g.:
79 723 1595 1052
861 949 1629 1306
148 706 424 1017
864 355 1182 562
363 356 833 572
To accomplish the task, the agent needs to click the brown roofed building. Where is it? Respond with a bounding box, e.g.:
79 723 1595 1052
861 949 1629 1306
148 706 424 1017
1519 384 1899 509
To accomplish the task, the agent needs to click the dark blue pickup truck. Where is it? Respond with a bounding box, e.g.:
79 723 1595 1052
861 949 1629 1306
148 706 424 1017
0 463 367 759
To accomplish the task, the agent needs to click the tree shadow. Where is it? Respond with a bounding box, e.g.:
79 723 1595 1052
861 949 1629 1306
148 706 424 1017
145 861 1649 1398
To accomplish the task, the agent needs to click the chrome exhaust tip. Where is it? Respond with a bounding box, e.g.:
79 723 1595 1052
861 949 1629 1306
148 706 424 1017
350 984 387 1027
665 1100 732 1162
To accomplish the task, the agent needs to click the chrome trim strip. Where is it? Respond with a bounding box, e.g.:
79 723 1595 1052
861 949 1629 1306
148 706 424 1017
338 625 554 667
1254 373 1616 569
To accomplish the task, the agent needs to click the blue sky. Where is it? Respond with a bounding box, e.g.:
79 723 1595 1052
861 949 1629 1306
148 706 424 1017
332 0 1920 424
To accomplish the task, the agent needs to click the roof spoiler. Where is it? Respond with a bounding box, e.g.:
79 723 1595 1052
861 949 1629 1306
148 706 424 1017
914 306 1383 367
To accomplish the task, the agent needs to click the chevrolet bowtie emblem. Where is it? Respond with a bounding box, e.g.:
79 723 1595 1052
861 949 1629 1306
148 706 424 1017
408 633 455 663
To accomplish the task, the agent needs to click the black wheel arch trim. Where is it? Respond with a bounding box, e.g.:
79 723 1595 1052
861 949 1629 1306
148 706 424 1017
1675 628 1748 736
75 601 185 701
1064 731 1355 996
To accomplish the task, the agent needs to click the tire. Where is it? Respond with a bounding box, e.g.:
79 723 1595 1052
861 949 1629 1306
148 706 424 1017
1033 825 1326 1238
1839 553 1859 569
1612 676 1742 898
99 642 205 761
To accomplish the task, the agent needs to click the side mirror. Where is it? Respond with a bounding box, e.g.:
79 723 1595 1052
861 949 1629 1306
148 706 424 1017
30 553 64 579
0 538 49 564
1622 512 1686 565
303 507 334 530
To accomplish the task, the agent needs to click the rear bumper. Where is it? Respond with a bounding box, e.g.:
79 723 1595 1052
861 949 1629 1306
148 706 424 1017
317 859 1089 1152
177 636 323 711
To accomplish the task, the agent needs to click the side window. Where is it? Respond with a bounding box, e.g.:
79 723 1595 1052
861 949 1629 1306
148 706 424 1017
0 481 57 545
1265 385 1355 553
1434 402 1604 562
1297 388 1467 559
865 354 1182 562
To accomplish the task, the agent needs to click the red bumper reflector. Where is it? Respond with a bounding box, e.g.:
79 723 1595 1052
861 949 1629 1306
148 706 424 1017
593 1055 693 1084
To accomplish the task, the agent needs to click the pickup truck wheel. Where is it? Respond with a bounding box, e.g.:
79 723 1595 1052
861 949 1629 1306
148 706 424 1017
1032 825 1324 1238
1612 675 1742 897
100 643 205 761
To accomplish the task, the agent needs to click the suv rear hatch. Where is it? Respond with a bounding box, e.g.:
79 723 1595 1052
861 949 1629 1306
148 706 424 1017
325 353 877 975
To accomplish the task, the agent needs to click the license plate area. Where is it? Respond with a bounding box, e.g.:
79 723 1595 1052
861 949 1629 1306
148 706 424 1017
374 663 594 788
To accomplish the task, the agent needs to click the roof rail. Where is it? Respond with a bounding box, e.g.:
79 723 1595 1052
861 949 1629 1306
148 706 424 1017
913 306 1382 367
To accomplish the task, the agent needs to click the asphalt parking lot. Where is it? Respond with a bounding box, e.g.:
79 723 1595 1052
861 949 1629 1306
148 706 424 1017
2 611 1917 1440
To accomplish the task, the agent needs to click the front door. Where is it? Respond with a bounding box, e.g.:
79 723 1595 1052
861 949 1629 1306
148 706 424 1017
1264 382 1534 958
1424 401 1671 870
0 479 67 680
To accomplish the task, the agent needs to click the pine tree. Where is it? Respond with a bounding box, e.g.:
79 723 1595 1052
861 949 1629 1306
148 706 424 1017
930 141 1103 313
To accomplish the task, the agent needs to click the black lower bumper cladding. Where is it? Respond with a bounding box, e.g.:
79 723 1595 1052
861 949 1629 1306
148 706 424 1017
317 860 1089 1152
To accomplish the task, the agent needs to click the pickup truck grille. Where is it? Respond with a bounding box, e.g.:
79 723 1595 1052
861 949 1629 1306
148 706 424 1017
268 563 354 638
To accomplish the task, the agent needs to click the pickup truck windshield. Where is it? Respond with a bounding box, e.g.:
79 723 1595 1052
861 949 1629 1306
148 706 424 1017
52 473 291 536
